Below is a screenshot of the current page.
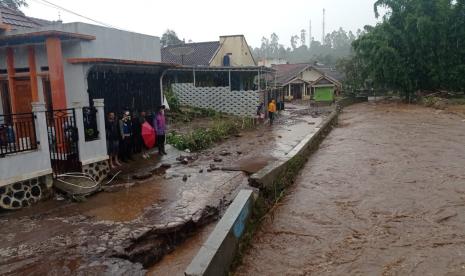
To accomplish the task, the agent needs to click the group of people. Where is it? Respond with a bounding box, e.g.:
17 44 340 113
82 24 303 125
105 105 167 169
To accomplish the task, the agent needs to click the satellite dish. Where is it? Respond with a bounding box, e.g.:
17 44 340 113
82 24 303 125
169 46 194 56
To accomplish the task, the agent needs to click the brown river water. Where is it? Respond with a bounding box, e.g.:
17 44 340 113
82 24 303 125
236 102 465 276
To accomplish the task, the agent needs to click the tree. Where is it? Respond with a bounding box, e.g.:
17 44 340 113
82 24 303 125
343 0 465 100
290 35 299 50
0 0 27 10
160 30 183 48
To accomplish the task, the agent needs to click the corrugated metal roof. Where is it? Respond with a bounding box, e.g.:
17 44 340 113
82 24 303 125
161 41 220 66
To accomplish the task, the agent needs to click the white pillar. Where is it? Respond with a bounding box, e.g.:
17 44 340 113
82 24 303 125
288 84 291 97
93 98 106 143
303 83 306 98
31 102 51 161
71 101 86 162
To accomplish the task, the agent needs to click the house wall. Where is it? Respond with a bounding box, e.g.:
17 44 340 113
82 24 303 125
4 22 161 107
210 36 255 67
301 69 322 82
0 103 52 187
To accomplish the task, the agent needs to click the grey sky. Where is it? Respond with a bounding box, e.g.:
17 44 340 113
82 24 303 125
23 0 382 48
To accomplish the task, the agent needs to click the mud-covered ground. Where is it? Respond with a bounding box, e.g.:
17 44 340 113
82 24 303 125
0 104 325 275
236 102 465 276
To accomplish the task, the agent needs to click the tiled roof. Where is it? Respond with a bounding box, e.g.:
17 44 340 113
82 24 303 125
314 65 345 83
272 63 344 86
0 5 44 30
272 63 310 85
161 41 220 66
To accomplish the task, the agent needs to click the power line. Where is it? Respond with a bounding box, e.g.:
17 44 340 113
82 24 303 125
30 0 124 30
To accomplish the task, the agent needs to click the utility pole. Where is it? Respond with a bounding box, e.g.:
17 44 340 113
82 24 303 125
322 8 326 44
309 20 312 49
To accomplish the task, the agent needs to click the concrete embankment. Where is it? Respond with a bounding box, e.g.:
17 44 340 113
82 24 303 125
185 98 365 276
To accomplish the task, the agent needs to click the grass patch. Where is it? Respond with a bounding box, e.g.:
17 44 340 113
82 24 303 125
167 117 255 151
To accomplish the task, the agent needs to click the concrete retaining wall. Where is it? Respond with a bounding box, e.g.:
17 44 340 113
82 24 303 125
185 97 364 275
185 190 254 276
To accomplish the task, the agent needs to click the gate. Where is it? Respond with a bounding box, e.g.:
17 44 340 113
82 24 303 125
46 109 81 177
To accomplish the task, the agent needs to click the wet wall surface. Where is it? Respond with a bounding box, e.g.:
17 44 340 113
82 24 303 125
236 102 465 276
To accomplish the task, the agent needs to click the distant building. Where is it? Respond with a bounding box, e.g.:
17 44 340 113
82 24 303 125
272 63 343 101
258 58 288 68
161 35 256 67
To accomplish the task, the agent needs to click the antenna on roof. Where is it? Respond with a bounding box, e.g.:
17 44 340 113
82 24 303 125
322 8 326 44
57 11 62 23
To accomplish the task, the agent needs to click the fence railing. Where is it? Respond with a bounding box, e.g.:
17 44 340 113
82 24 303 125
0 113 38 157
83 106 99 141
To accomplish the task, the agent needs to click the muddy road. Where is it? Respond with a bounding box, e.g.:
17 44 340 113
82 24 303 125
0 104 325 275
236 102 465 276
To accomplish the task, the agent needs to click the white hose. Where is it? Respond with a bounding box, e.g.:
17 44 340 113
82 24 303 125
56 170 122 196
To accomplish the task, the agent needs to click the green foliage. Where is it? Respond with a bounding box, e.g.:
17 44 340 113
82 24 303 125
160 29 183 48
343 0 465 99
0 0 27 10
253 28 358 66
167 118 245 151
164 88 180 113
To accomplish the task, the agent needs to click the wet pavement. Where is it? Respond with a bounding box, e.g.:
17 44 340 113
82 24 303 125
0 104 325 275
235 102 465 276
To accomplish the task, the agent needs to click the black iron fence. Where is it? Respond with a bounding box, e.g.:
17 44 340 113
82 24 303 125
46 109 81 176
83 106 99 141
0 113 38 157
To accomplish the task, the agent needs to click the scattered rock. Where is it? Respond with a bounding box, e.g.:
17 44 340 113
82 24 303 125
185 149 191 153
308 122 316 125
133 172 152 180
278 135 282 138
199 169 204 173
210 164 220 171
182 175 188 182
176 155 197 165
207 168 212 172
219 150 231 156
213 157 223 163
236 151 242 155
235 134 243 138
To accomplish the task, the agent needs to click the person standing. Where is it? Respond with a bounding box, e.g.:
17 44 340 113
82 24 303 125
268 99 277 126
119 111 133 162
131 111 143 154
105 112 121 168
154 105 167 155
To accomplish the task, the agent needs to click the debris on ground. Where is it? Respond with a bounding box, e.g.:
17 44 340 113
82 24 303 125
219 150 231 156
133 172 153 180
213 157 223 163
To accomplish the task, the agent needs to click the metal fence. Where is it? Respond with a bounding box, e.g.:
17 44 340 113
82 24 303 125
46 109 81 176
0 113 38 157
83 106 99 141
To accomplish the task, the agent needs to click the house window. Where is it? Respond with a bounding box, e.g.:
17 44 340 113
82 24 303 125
0 82 12 117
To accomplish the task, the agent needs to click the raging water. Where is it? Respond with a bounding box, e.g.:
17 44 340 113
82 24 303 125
236 102 465 275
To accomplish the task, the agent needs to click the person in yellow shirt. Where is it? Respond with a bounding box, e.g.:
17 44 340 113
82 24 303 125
268 99 277 126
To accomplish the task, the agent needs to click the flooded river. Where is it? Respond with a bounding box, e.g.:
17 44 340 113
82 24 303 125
236 102 465 275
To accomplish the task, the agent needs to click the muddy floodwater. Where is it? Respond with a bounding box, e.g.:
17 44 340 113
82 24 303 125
236 102 465 276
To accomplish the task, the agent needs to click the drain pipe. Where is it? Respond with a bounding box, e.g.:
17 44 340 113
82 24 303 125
160 69 167 107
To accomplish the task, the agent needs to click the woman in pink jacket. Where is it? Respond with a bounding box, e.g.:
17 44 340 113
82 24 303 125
154 105 167 155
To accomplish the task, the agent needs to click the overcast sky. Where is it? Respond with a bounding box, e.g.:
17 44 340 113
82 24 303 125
23 0 382 48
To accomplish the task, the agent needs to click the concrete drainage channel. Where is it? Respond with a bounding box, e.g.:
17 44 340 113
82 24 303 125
184 98 365 276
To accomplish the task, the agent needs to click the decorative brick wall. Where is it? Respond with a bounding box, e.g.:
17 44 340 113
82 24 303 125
0 175 53 210
172 83 260 117
82 160 110 184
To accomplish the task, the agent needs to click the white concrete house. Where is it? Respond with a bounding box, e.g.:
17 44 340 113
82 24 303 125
0 7 172 209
